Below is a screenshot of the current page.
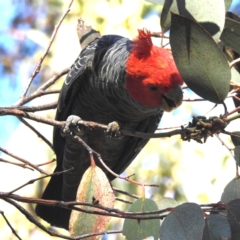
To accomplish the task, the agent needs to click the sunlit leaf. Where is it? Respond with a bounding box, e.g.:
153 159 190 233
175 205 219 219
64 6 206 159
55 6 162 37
221 18 240 55
202 214 232 240
156 197 178 211
69 165 115 239
160 203 204 240
221 178 240 204
170 13 231 103
161 0 226 40
225 0 233 12
122 198 159 240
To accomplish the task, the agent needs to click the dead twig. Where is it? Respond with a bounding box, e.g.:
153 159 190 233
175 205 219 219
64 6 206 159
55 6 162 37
0 157 34 171
20 0 73 99
17 117 54 151
0 210 22 240
7 168 73 195
0 146 49 175
13 68 69 107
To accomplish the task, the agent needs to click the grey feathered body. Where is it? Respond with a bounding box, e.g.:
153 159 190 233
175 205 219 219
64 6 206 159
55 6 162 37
36 35 163 229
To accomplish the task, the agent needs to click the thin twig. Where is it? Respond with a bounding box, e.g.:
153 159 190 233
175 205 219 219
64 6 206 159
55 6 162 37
7 168 73 195
73 135 159 187
0 210 22 240
20 0 73 98
4 193 124 240
115 197 133 204
0 157 34 171
0 108 64 128
0 146 48 174
230 57 240 68
17 117 54 151
2 101 58 112
2 198 74 240
113 187 140 199
1 193 173 219
214 134 234 155
13 68 69 107
37 158 56 167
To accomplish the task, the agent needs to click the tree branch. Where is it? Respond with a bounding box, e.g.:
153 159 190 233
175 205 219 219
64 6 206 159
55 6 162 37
17 117 54 151
0 146 49 174
0 210 21 240
20 0 73 99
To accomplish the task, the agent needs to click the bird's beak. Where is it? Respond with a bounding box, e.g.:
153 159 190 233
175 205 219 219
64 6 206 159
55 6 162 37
161 85 183 112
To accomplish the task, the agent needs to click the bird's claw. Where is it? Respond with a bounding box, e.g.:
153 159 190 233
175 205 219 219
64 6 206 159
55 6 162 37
105 121 122 138
62 115 85 137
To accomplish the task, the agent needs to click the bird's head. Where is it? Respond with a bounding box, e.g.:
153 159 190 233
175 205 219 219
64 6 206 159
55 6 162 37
125 30 183 112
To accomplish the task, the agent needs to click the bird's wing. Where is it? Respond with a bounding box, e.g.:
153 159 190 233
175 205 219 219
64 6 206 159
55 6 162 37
108 112 163 180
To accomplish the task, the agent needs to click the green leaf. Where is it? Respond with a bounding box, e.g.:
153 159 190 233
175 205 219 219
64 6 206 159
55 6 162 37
160 203 205 240
170 13 231 103
122 198 159 240
161 0 226 40
231 132 240 146
226 199 240 240
156 197 178 211
231 132 240 165
225 0 233 11
226 12 240 22
221 178 240 204
221 18 240 55
202 214 232 240
234 146 240 166
161 0 178 32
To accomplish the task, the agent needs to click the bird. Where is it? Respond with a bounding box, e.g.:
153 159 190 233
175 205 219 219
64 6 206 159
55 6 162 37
35 29 183 230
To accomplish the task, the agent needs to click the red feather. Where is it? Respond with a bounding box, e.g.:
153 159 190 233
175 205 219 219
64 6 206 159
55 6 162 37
125 29 183 107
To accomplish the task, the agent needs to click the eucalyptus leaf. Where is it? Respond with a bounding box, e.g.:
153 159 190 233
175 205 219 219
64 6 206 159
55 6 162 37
221 18 240 55
202 214 232 240
161 0 226 40
227 199 240 240
161 0 178 32
226 11 240 22
122 198 159 240
160 203 204 240
170 13 231 103
231 132 240 146
69 165 115 238
221 177 240 204
225 0 233 11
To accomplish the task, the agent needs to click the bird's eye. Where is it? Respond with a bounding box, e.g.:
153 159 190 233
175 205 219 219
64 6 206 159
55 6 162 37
149 86 158 92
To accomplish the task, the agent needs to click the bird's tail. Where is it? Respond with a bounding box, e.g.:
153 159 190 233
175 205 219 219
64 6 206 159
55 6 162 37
35 166 70 230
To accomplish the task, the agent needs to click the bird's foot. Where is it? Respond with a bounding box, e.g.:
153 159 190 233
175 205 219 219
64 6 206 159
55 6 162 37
62 115 85 137
105 121 122 138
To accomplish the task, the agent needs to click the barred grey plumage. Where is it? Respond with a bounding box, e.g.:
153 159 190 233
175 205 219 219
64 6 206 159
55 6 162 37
35 34 169 229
